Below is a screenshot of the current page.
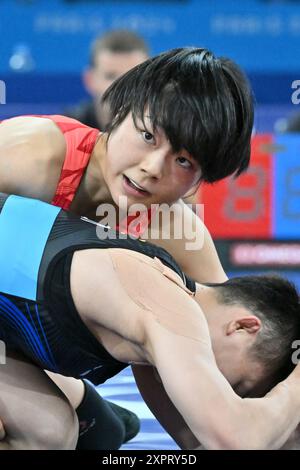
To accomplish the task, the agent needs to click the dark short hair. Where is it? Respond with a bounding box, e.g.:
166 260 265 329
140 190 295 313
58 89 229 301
90 30 149 67
102 47 254 183
210 275 300 382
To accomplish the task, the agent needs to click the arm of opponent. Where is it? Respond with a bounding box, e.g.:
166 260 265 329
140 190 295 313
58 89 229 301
145 307 300 450
132 365 300 450
132 365 200 449
145 199 228 284
71 248 300 450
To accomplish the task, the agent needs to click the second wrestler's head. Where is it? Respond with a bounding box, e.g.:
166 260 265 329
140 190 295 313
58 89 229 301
195 274 300 397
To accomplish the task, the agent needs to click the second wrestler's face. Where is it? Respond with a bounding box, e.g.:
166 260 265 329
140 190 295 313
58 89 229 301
213 323 272 398
216 350 267 398
196 287 269 398
102 113 202 211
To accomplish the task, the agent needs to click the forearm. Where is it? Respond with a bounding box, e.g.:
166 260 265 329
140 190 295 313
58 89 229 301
228 381 300 450
132 365 200 449
157 359 300 450
154 200 228 284
145 293 300 450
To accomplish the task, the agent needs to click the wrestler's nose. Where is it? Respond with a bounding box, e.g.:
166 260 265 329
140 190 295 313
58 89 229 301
139 149 167 179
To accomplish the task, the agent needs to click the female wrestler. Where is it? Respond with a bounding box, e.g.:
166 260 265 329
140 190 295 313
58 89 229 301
0 47 253 282
0 47 253 448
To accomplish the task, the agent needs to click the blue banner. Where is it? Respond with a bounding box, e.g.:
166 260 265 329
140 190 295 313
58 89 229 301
1 0 300 73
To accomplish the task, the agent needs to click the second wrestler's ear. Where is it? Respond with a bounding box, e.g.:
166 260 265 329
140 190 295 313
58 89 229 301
226 317 261 336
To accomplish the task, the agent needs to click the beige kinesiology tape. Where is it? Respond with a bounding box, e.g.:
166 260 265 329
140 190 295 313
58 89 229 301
107 248 210 345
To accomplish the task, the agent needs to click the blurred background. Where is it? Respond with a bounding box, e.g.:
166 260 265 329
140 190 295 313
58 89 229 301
0 0 298 285
1 0 300 132
0 0 299 449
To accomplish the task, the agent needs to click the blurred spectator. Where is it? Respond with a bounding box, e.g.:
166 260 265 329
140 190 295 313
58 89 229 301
275 113 300 133
284 113 300 132
66 30 149 129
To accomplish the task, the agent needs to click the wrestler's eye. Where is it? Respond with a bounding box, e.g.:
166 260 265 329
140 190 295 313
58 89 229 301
176 156 192 169
141 131 155 144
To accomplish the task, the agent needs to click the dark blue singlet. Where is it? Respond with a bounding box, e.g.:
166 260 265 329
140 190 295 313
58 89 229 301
0 194 196 385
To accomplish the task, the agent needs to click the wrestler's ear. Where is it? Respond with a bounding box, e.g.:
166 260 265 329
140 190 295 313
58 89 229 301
226 316 261 336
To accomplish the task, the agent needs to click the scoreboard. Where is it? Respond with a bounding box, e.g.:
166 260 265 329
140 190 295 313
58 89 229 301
200 134 300 288
201 134 300 240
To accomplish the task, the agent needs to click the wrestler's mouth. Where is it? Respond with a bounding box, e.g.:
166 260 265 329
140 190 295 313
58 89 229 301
122 175 151 196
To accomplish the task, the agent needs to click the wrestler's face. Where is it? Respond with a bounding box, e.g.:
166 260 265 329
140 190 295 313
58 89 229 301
196 286 269 397
216 350 267 398
212 319 268 397
102 113 202 210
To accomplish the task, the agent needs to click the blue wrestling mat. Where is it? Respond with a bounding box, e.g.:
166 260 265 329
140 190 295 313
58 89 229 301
97 367 179 450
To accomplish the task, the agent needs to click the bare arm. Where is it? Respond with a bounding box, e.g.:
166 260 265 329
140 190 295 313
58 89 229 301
134 354 300 452
0 116 65 200
72 248 300 450
133 365 300 451
145 312 300 450
132 365 200 449
144 199 228 283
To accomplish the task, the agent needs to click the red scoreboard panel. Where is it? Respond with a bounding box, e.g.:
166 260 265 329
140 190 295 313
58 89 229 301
200 133 300 240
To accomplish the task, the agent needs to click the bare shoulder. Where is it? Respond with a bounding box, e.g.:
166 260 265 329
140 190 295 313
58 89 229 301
69 248 148 345
0 116 66 199
0 116 65 154
69 247 210 354
105 248 211 347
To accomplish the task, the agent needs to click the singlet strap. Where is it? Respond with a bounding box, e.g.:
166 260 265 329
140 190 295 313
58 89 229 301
48 115 100 210
0 195 60 300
